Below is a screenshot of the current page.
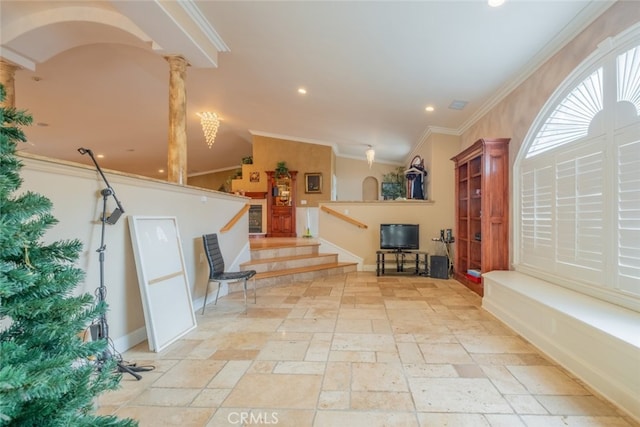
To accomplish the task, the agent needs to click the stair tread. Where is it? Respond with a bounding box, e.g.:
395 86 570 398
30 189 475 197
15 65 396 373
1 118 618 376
254 261 357 279
242 253 336 267
250 239 319 251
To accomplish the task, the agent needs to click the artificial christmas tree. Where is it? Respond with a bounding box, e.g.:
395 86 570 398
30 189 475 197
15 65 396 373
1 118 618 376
0 85 137 426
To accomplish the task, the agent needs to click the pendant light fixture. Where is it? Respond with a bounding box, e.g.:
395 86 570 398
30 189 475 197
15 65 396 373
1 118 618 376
197 112 220 148
365 145 375 168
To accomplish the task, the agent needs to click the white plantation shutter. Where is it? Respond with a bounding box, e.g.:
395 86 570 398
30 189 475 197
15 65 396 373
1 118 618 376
517 32 640 308
617 137 640 295
520 164 553 269
527 68 603 158
555 141 605 283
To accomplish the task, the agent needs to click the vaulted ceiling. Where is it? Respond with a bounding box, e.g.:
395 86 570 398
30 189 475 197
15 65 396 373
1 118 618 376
0 1 614 179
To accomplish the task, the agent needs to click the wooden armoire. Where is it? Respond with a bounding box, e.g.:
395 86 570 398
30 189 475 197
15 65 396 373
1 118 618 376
451 138 510 295
265 170 297 237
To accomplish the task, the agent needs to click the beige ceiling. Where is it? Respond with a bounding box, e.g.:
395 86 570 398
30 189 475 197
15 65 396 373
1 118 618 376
1 0 614 179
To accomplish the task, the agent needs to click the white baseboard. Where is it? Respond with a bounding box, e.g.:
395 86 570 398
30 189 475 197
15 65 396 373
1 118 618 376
112 326 147 354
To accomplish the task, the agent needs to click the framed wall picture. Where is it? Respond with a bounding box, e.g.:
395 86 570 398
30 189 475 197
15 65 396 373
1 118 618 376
305 173 322 193
249 171 260 183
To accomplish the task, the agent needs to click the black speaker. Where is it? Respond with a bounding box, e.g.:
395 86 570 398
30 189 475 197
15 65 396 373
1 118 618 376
430 255 449 279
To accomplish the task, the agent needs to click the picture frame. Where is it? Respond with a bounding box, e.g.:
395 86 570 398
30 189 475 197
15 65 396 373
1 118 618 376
305 173 322 193
249 171 260 183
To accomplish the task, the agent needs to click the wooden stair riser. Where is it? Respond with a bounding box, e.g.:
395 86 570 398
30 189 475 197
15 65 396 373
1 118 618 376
250 244 318 260
241 254 338 274
228 263 358 293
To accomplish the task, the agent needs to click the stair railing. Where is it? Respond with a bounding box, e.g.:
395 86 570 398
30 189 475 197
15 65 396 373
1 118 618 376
320 206 368 229
220 203 251 233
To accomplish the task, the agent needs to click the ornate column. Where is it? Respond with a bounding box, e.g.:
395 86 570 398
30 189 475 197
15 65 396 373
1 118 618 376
0 59 19 108
165 55 189 185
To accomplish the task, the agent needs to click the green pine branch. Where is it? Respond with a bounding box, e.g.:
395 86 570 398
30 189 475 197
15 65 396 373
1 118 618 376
0 84 137 426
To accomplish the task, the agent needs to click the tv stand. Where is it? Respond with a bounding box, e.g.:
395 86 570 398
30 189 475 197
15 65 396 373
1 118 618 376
376 250 428 276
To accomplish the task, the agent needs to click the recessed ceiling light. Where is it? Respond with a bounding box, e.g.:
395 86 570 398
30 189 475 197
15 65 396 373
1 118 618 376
488 0 505 7
96 154 104 159
425 106 435 112
158 169 165 173
298 88 307 95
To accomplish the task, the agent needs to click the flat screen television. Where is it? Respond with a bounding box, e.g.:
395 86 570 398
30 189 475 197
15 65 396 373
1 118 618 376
380 224 419 251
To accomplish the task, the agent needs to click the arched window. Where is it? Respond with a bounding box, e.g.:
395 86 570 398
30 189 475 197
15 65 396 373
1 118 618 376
515 25 640 311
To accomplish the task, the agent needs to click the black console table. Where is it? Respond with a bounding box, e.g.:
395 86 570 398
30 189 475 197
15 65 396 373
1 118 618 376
376 250 428 276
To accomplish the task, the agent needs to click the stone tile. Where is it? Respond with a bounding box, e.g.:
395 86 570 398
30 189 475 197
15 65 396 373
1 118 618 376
372 318 393 333
256 340 310 361
454 364 487 378
350 391 415 411
335 318 372 333
322 361 351 390
351 362 408 392
210 349 259 360
222 373 322 408
418 413 491 427
338 307 388 319
191 388 231 407
397 342 425 363
328 350 376 362
304 308 339 318
507 365 590 395
303 287 333 297
418 343 474 364
519 415 636 426
318 390 350 409
457 334 534 354
504 394 548 414
247 360 276 374
245 307 292 318
273 361 326 375
332 333 397 352
408 378 513 413
153 359 226 388
115 406 215 426
206 408 313 427
535 395 620 416
208 360 251 388
314 411 419 427
277 318 336 333
481 365 529 394
483 414 527 426
385 300 431 310
131 387 200 406
403 363 459 378
391 318 441 334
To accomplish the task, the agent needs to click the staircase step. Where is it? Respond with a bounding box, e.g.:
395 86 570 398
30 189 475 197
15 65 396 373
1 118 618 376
223 238 358 297
250 242 319 260
228 261 358 293
241 253 338 273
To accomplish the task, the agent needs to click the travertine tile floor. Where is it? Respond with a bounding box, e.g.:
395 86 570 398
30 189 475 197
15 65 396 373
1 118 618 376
97 272 638 426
